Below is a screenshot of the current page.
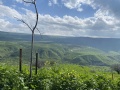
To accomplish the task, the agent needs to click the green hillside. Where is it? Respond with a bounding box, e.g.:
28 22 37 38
0 41 120 66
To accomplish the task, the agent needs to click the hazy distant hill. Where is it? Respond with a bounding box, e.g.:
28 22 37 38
0 31 120 51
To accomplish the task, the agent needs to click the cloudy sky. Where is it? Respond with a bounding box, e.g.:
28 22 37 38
0 0 120 38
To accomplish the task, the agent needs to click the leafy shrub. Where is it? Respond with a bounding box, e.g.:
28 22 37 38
0 64 119 90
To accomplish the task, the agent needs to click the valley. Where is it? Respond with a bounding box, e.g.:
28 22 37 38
0 41 120 66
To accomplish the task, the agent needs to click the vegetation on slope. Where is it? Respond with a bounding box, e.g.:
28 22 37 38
0 63 120 90
0 41 120 66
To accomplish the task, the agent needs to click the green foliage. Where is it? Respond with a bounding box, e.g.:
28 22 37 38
0 64 119 90
0 41 120 66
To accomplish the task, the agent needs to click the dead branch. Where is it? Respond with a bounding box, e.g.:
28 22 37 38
14 17 33 32
36 28 43 39
22 0 38 33
22 0 34 4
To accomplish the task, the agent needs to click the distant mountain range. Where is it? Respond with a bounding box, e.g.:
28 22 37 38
1 31 120 51
1 31 120 66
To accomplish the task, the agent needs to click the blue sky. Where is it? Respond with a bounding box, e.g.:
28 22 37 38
0 0 120 38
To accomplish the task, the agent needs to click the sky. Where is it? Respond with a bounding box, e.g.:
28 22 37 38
0 0 120 38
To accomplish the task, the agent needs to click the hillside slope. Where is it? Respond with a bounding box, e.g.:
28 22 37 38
0 41 120 66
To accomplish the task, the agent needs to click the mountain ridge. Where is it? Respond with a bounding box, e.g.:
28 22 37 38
1 31 120 51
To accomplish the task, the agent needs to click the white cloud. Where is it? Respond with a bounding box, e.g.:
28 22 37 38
48 1 52 6
52 0 58 4
61 0 92 12
92 0 120 19
77 7 83 12
1 1 120 38
0 4 22 18
16 0 22 3
0 18 25 33
61 0 120 16
35 13 119 37
48 0 58 6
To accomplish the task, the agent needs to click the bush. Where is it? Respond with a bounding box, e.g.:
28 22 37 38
0 64 119 90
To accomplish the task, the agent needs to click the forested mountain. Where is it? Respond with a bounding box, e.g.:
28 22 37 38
0 40 120 66
1 31 120 66
1 31 120 51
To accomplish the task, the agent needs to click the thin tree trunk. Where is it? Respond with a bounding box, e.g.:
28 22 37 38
19 49 22 72
16 0 39 78
30 32 34 77
35 53 38 74
29 1 38 78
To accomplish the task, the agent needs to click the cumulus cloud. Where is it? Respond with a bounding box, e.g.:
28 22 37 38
1 0 120 38
0 18 26 33
35 13 120 37
61 0 92 12
91 0 120 19
0 4 22 18
62 0 83 11
0 4 26 33
51 0 120 19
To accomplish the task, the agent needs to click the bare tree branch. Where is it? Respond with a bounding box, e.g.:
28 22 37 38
22 0 34 4
36 28 41 35
14 17 33 32
22 0 38 33
16 0 39 78
36 28 43 39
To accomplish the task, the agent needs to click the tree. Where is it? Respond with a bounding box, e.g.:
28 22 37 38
111 64 120 74
16 0 39 77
